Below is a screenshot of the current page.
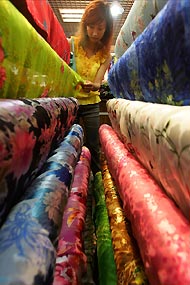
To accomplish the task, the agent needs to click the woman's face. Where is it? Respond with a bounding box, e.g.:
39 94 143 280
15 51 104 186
86 20 106 43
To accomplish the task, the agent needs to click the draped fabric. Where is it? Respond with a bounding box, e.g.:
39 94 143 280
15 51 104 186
93 172 117 285
53 146 91 285
106 98 190 220
10 0 70 63
0 97 78 227
0 0 84 99
114 0 168 59
0 123 84 285
99 124 190 285
101 155 149 285
108 0 190 105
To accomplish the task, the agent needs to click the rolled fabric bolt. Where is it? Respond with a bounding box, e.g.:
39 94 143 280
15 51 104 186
101 155 149 285
99 124 190 285
53 146 91 285
93 171 117 285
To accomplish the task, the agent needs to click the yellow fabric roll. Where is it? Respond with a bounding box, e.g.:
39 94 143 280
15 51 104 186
101 154 149 285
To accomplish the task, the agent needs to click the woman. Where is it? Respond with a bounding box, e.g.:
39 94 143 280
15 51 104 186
69 0 113 175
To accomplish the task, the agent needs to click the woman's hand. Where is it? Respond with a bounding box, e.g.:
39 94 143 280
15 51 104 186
81 80 100 92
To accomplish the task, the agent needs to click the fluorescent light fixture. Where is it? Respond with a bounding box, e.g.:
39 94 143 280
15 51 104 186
110 1 124 17
63 18 81 23
62 14 82 18
59 9 84 14
59 8 84 23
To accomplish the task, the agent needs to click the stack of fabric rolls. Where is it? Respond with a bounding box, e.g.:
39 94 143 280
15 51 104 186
97 1 190 284
0 122 84 284
99 124 190 285
0 97 79 227
53 146 92 284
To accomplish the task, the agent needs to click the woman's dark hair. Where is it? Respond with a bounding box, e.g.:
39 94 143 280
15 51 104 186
77 0 113 54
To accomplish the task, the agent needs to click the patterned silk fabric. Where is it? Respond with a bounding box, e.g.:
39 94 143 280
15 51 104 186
93 172 117 285
106 98 190 220
82 172 97 285
53 146 91 285
114 0 168 59
21 123 84 244
99 124 190 285
108 0 190 105
101 155 149 285
0 1 84 99
0 124 84 285
0 97 78 227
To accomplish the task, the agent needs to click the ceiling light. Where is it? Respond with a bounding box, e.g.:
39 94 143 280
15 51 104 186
59 9 84 14
110 1 124 17
59 8 84 23
63 18 81 23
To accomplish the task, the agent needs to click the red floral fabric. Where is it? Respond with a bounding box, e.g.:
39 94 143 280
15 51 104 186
99 124 190 285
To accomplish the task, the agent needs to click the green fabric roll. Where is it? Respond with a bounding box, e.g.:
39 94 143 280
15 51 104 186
93 172 117 285
0 0 84 99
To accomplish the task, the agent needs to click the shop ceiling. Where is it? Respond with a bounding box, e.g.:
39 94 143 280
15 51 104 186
47 0 134 50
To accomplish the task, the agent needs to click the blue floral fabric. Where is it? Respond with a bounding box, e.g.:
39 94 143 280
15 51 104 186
22 123 84 244
108 0 190 105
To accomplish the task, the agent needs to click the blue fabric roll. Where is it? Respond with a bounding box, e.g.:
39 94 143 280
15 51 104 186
108 0 190 105
22 124 84 244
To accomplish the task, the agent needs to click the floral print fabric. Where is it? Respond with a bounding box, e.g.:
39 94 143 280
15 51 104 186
53 146 91 285
99 124 190 285
82 172 97 284
0 124 84 285
101 155 149 285
108 0 190 105
0 1 84 99
21 123 84 245
0 97 78 227
106 98 190 220
114 0 168 59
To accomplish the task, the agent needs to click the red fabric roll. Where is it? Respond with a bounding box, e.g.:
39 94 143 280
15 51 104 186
99 124 190 285
11 0 70 63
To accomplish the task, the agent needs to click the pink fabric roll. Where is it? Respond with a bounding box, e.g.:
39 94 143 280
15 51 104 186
99 124 190 285
53 146 91 285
